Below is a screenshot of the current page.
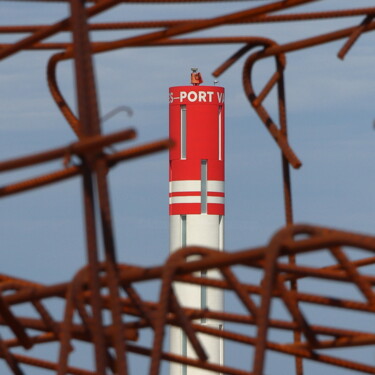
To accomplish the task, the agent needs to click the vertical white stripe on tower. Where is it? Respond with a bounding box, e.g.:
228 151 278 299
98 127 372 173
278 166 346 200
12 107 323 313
201 160 208 214
218 105 223 161
181 105 187 159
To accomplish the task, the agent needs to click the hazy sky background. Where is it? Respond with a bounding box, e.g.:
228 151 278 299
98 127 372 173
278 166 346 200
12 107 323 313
1 1 375 374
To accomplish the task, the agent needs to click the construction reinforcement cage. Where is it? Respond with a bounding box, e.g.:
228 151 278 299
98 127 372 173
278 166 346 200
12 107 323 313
1 1 375 374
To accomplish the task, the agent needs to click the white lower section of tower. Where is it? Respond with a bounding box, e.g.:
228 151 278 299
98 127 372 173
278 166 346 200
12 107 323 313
169 214 224 375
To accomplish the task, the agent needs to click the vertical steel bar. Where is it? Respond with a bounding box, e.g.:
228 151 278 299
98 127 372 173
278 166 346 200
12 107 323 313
57 285 75 375
95 159 129 374
277 58 303 375
70 0 129 372
277 59 293 226
149 267 175 375
69 0 107 372
252 242 279 375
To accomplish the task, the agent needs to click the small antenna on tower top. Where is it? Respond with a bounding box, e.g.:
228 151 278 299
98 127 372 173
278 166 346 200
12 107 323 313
191 68 203 86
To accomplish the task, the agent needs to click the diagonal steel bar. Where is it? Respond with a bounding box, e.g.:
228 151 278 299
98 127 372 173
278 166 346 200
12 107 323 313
338 14 375 59
0 139 170 198
0 0 121 60
169 292 208 362
330 246 375 306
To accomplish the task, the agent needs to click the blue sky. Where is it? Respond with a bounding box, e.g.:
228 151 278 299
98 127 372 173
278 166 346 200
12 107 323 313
1 1 375 374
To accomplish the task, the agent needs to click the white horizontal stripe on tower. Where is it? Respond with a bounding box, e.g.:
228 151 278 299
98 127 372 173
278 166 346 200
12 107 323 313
169 180 200 192
169 196 224 205
207 196 225 204
169 196 201 204
207 181 224 193
170 180 224 193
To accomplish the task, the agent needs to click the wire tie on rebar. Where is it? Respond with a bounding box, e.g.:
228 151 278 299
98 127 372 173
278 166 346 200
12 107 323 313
63 147 73 168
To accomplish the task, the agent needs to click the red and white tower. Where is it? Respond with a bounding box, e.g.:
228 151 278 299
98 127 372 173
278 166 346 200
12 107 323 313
169 70 224 374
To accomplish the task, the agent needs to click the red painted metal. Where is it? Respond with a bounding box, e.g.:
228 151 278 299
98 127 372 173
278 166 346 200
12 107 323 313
169 84 225 215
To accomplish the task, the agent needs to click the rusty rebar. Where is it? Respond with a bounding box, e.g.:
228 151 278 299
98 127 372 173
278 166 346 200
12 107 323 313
1 2 375 375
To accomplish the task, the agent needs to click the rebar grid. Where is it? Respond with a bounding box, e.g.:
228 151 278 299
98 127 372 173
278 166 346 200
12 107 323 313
0 1 375 374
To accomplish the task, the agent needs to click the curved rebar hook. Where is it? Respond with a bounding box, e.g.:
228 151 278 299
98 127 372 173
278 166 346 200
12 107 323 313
47 52 83 139
48 52 134 142
213 40 301 169
252 224 319 375
243 48 301 169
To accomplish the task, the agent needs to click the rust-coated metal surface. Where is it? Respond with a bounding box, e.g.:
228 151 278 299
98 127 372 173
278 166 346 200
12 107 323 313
1 1 375 374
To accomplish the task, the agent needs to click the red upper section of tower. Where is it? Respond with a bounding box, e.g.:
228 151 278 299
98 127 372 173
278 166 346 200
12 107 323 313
169 86 225 166
169 85 225 215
